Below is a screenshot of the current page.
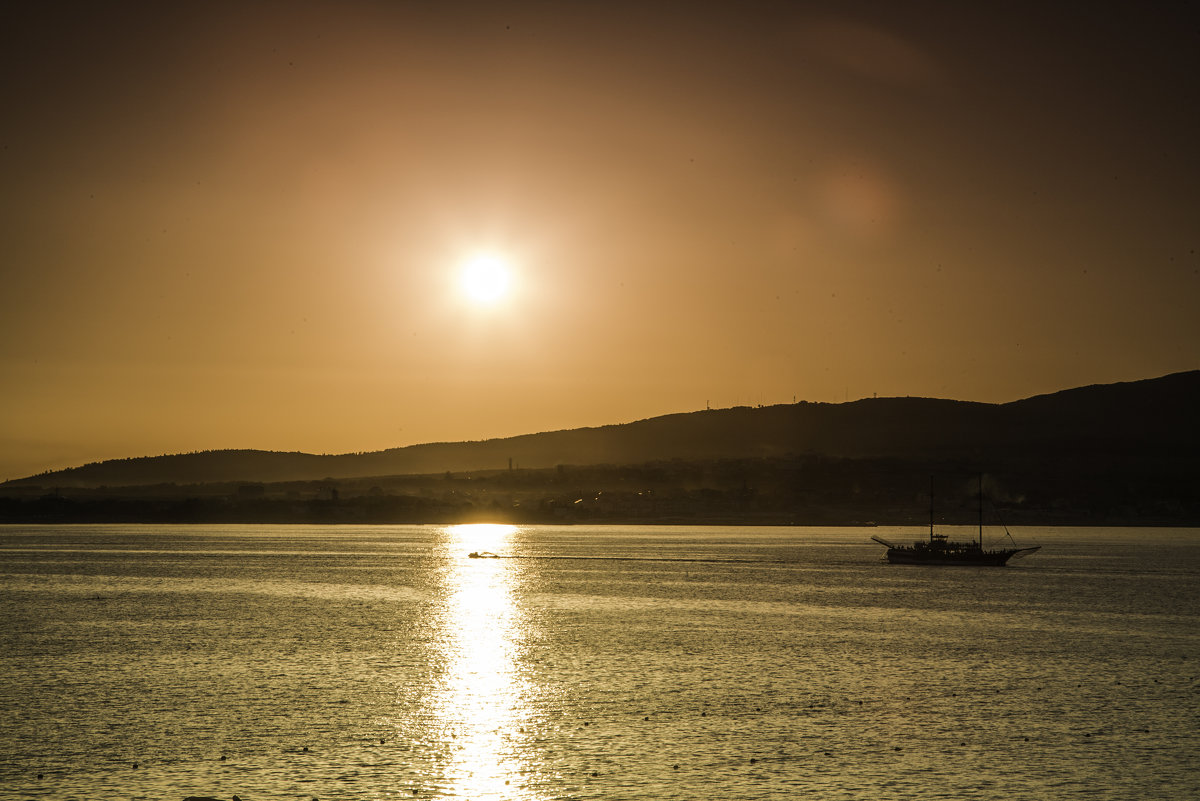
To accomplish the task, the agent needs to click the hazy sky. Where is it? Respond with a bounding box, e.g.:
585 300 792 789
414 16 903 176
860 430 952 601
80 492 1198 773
2 1 1197 480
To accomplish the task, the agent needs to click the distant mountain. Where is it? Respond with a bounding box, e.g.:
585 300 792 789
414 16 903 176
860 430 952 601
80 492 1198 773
5 370 1198 490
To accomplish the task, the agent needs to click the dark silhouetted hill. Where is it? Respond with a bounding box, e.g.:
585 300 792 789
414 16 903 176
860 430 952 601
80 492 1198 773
5 370 1198 491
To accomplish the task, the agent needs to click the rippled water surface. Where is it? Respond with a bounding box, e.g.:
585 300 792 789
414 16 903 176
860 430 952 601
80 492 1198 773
1 524 1197 800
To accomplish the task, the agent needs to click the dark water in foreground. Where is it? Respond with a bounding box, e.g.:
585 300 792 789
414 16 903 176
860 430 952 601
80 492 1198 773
0 524 1197 800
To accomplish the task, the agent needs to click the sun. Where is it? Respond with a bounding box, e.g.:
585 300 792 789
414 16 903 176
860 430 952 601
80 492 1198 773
459 253 512 306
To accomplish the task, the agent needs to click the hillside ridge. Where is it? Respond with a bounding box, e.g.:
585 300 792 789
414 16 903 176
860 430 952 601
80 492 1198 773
5 370 1197 490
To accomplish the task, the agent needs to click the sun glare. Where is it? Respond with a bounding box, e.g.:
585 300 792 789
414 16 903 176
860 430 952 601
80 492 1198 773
459 253 512 306
433 523 532 797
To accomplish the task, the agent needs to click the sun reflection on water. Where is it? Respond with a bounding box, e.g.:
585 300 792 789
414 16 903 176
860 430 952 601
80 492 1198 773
433 524 537 799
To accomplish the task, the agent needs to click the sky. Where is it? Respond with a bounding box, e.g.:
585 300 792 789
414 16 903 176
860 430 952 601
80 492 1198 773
1 1 1197 481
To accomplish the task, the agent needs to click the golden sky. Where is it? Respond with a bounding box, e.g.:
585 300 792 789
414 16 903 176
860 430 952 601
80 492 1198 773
1 1 1197 480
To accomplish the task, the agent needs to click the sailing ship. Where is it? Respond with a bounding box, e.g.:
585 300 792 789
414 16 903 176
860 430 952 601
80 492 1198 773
871 476 1040 566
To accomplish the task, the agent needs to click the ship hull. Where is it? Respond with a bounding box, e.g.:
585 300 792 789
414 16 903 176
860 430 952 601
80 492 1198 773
885 548 1015 566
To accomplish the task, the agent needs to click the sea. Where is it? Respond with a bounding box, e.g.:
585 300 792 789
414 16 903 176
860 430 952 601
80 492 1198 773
0 524 1197 801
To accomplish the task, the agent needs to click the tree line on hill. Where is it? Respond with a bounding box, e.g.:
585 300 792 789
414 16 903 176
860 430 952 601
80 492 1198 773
1 453 1195 526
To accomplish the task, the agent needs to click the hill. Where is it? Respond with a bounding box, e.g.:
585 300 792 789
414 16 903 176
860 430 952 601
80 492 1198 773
5 370 1198 489
2 371 1197 526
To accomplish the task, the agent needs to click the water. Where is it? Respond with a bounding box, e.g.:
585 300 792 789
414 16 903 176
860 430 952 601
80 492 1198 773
1 524 1197 800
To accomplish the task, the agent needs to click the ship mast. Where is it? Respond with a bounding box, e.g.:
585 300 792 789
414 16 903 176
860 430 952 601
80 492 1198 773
929 475 935 543
977 473 984 549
